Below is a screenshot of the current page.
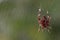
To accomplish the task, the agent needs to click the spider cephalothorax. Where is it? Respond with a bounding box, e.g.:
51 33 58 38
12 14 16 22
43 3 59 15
37 9 51 32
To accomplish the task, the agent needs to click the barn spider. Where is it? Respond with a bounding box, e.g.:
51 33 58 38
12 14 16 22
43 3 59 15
37 8 51 32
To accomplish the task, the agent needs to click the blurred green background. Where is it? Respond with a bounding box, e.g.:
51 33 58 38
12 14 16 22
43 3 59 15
0 0 60 40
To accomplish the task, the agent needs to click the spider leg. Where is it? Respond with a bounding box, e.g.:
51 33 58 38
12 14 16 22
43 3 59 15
37 8 42 17
47 11 48 14
47 11 49 18
41 27 45 32
46 11 51 23
38 24 41 32
39 8 41 12
40 26 45 32
46 26 52 32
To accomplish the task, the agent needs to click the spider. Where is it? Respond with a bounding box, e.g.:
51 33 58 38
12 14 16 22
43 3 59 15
37 8 51 32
